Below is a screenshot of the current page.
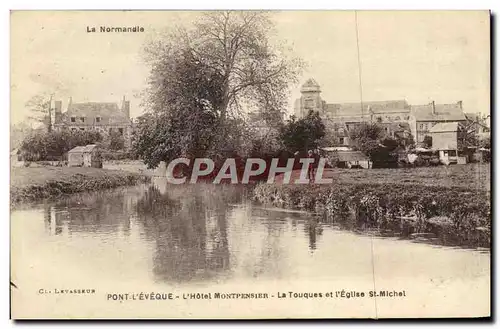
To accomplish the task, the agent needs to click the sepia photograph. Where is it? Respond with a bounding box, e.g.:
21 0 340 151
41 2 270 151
9 10 491 319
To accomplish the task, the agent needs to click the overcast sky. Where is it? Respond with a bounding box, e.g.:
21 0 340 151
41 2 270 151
10 10 490 124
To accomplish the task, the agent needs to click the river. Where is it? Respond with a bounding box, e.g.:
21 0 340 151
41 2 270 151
11 178 490 319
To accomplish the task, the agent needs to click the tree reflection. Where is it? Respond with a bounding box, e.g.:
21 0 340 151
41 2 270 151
304 219 324 251
49 189 134 236
135 184 239 284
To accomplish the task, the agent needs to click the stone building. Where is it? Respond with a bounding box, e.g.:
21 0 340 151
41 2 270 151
411 101 466 143
53 96 133 149
294 79 414 146
294 78 468 146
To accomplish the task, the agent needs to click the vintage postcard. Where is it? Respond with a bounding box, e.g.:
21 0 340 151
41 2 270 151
10 10 491 319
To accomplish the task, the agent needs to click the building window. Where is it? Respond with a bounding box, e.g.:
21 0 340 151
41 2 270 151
80 117 85 123
71 128 77 131
394 116 400 121
80 128 85 131
96 117 101 123
304 99 314 109
404 116 410 120
118 128 124 135
419 123 424 130
71 117 76 123
339 137 345 145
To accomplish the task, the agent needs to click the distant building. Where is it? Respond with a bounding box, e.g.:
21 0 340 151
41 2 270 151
294 79 414 145
336 150 371 169
411 101 466 143
464 112 491 141
429 122 460 164
294 78 469 147
67 144 102 168
53 96 133 149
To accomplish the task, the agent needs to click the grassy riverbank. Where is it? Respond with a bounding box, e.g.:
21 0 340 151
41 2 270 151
10 167 150 205
274 164 491 190
254 167 491 248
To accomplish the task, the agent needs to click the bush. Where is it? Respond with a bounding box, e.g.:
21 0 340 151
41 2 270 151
101 152 132 161
253 183 490 248
20 130 103 161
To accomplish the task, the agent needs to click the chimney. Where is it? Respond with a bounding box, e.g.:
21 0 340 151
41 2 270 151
431 100 436 115
121 96 130 119
457 100 463 109
54 100 62 123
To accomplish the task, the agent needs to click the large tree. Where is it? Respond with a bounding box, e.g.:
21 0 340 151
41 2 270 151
25 93 54 133
349 122 400 167
280 111 325 153
138 11 303 167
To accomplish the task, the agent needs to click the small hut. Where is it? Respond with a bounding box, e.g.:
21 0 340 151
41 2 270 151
337 150 371 169
67 144 102 168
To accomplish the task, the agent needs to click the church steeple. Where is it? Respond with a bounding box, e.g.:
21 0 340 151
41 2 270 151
300 78 321 93
295 78 323 118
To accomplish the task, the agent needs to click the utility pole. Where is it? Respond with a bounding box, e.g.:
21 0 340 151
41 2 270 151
354 11 365 121
47 94 53 133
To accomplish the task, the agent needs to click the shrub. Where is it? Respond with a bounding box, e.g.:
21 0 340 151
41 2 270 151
253 183 490 248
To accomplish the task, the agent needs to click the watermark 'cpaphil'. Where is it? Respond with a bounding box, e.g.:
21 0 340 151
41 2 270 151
165 158 333 185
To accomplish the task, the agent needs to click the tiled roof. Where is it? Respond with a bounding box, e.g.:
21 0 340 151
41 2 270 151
411 103 466 122
67 102 128 120
68 144 99 153
337 150 369 162
300 78 321 93
429 122 460 133
382 122 411 131
68 146 86 153
324 100 410 117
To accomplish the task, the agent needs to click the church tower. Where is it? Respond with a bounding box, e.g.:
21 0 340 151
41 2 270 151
294 78 324 119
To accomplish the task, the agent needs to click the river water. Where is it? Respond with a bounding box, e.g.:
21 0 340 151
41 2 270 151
11 178 490 318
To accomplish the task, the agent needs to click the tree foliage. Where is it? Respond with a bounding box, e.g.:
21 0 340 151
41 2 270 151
136 11 303 167
20 130 103 161
479 136 490 149
422 135 433 148
25 94 53 133
348 123 384 157
107 131 126 151
279 111 325 153
11 122 35 151
458 124 480 149
145 11 302 120
348 122 409 167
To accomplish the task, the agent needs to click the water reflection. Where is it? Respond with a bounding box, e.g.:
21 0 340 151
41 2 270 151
136 184 233 283
45 189 138 237
22 180 489 287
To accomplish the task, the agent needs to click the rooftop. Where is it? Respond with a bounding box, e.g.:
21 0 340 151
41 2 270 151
336 150 370 162
429 122 460 133
68 144 99 153
324 100 410 117
411 103 466 121
67 102 128 118
300 78 321 93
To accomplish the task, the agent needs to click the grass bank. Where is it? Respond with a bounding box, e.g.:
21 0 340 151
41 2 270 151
274 164 490 190
253 177 490 248
11 167 150 205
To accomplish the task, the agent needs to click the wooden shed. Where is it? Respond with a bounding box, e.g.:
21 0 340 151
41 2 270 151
337 150 371 169
67 144 102 168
